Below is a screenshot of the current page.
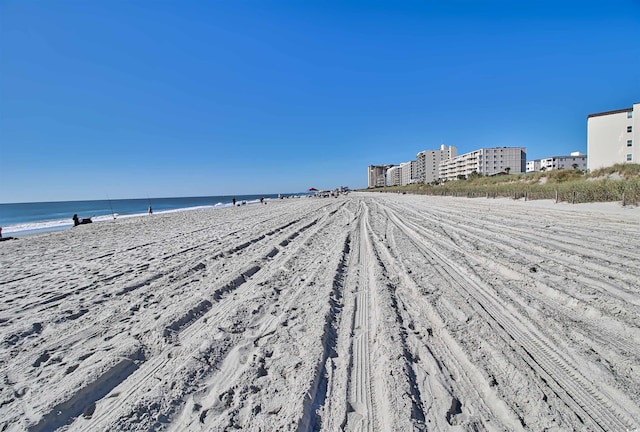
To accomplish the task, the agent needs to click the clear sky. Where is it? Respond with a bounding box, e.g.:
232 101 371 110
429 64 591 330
1 1 639 203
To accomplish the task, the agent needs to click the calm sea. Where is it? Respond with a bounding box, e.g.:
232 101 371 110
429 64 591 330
0 194 285 236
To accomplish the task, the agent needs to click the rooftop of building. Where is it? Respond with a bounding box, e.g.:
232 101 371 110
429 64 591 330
587 107 632 118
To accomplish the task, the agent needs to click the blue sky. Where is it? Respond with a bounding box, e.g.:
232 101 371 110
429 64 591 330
1 1 639 202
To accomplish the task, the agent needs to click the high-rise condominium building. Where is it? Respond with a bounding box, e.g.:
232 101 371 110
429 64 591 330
416 145 457 184
387 165 402 186
367 165 390 188
587 103 639 171
400 161 417 185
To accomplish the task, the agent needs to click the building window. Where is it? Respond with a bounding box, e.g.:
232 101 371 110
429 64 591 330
628 126 633 133
628 111 633 118
627 154 633 161
628 140 633 147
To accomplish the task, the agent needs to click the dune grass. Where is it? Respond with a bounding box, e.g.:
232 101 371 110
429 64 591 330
366 164 640 205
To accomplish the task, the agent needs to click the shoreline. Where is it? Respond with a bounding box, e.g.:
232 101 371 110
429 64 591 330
1 197 279 237
4 192 637 238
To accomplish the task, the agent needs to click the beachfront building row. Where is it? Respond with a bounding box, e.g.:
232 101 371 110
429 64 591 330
388 145 458 186
369 146 526 187
439 147 527 182
587 102 639 171
369 102 637 187
526 152 587 173
416 145 458 183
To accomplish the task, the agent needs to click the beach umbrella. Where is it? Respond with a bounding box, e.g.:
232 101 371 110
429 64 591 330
308 187 318 191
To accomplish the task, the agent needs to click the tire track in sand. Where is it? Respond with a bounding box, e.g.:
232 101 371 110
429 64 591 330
66 203 347 431
343 203 379 432
384 203 640 432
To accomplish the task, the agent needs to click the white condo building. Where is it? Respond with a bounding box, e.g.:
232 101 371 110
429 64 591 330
440 147 526 181
587 103 639 171
526 152 587 172
387 165 402 186
400 160 418 185
416 145 457 184
384 161 418 186
526 159 541 173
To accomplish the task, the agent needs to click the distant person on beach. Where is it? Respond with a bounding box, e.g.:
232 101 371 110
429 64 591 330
148 205 153 215
0 227 14 241
232 198 236 206
72 214 92 226
260 197 264 204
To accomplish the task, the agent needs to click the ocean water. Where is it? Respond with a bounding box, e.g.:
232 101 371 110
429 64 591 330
0 194 285 236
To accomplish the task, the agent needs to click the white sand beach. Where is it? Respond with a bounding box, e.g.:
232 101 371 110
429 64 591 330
1 192 639 431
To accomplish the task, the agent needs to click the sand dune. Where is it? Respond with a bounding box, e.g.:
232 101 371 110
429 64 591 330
1 193 639 431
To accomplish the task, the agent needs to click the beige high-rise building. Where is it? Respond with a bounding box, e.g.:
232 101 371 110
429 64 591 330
587 103 639 171
400 161 417 185
367 165 390 188
416 145 457 184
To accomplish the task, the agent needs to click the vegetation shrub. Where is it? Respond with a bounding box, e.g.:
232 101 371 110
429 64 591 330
367 164 640 205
